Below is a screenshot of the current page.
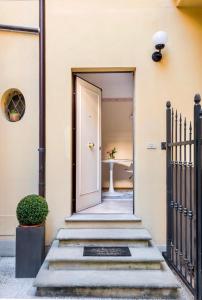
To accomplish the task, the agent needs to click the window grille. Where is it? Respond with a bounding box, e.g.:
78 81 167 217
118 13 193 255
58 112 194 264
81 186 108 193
5 90 25 122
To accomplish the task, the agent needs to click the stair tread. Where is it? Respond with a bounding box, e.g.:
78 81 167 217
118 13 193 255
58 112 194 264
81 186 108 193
34 261 180 289
57 228 151 241
65 214 141 222
47 240 163 262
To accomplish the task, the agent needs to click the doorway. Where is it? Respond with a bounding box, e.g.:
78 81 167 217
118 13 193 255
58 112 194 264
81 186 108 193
72 70 135 215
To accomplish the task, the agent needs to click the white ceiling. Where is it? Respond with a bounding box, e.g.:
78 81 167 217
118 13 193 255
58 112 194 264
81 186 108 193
77 72 134 98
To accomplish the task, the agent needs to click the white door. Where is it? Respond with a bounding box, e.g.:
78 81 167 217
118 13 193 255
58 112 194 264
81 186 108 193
76 77 102 212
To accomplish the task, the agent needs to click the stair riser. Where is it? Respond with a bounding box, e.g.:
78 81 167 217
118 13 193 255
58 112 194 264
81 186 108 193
49 261 161 270
36 287 179 299
59 240 149 247
64 221 143 229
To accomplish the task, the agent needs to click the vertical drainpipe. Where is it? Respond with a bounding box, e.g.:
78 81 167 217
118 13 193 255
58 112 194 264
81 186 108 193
39 0 46 197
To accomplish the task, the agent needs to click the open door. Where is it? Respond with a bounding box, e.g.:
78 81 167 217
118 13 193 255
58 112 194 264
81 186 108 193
76 77 102 212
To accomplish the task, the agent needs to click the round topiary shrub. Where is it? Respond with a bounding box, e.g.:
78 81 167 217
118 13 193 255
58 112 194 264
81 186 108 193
16 194 48 226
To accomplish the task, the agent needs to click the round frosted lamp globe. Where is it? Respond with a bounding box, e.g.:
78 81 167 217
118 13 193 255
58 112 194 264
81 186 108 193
152 31 168 46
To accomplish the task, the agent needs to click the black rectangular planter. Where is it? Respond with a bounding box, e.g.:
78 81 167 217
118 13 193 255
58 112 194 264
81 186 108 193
15 225 45 278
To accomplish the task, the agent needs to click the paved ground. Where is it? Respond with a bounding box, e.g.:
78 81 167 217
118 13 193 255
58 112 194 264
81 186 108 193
0 257 194 299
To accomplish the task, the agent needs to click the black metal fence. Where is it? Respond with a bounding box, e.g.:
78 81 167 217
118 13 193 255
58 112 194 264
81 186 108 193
163 94 202 300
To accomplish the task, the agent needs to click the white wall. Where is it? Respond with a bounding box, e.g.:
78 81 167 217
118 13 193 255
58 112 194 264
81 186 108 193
102 99 133 188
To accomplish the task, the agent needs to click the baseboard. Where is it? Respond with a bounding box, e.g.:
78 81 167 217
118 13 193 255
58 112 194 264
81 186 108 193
0 239 50 257
0 239 15 256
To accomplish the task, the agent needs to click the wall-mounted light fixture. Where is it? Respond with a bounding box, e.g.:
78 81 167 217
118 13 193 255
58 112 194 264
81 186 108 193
152 31 168 62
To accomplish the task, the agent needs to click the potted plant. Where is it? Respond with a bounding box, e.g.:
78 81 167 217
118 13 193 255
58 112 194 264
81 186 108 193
9 109 20 122
107 147 117 159
15 194 48 278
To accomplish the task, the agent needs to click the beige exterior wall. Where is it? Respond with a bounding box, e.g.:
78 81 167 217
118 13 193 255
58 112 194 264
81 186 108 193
0 0 39 27
0 1 39 239
46 0 202 246
176 0 202 7
0 0 202 247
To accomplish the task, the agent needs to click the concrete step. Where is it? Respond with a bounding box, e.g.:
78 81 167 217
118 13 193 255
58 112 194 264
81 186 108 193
65 213 142 229
57 228 151 247
47 240 164 270
34 261 180 298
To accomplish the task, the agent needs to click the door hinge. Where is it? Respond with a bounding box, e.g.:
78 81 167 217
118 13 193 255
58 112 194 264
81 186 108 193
161 142 167 150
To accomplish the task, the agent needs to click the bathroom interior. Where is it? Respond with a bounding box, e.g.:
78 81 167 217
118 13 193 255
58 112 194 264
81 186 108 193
77 72 134 214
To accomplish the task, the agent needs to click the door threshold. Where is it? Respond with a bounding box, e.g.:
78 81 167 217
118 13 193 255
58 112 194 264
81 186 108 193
65 214 141 222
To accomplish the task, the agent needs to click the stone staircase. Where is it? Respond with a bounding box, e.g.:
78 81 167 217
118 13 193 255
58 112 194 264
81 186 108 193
34 214 180 298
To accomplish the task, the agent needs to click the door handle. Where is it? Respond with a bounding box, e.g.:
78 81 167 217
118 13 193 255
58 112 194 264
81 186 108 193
88 142 95 150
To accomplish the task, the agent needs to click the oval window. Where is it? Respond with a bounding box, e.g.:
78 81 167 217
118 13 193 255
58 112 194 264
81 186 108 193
2 89 26 122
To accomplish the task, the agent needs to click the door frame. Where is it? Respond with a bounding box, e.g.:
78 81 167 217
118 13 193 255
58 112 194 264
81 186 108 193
71 67 136 214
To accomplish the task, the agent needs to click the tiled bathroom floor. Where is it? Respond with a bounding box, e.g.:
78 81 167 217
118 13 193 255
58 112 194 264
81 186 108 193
78 200 133 214
78 189 134 214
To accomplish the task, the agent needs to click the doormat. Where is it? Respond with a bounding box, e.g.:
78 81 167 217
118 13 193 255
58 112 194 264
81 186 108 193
83 246 131 257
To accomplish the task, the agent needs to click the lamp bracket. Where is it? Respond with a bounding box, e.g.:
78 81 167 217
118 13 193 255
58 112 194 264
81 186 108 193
155 43 165 50
152 51 162 62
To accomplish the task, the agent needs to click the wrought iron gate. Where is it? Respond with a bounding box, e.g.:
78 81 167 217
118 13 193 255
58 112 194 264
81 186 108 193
163 94 202 299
